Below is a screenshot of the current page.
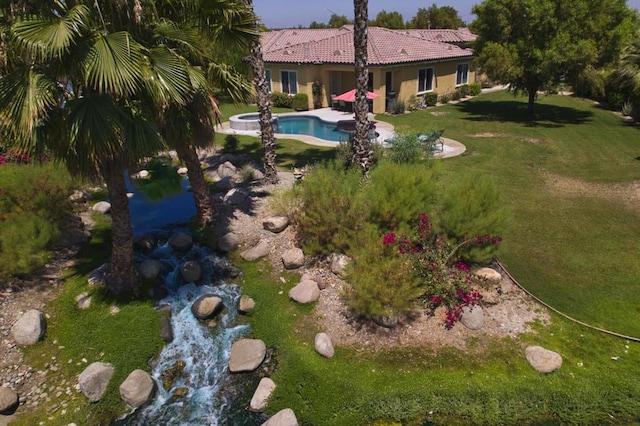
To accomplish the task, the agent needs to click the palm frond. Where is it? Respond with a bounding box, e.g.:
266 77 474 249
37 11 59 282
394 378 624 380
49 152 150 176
142 45 192 106
81 31 145 96
207 61 252 104
196 0 258 49
120 101 166 164
12 4 91 60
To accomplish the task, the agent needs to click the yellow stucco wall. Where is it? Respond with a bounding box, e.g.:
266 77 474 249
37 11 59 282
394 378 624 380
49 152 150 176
265 60 475 114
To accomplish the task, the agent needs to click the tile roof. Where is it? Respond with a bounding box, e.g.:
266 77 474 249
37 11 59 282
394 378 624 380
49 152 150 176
261 26 474 66
400 28 477 44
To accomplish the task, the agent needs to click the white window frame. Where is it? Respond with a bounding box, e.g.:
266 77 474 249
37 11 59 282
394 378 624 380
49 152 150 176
280 70 298 95
417 67 434 94
456 63 469 86
265 69 272 93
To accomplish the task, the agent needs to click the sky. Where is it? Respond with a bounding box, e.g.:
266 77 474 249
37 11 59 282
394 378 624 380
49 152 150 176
253 0 640 29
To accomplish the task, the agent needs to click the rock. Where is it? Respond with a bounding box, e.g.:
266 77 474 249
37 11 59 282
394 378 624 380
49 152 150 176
161 360 185 390
170 387 188 401
56 216 91 247
525 346 563 373
215 176 235 191
160 316 174 343
314 333 335 358
252 169 265 181
218 161 237 179
119 369 156 408
301 274 326 290
78 362 114 402
288 280 320 304
263 216 289 233
238 295 255 314
330 254 350 277
11 309 46 346
228 339 267 373
262 408 298 426
191 294 223 320
180 260 202 283
177 167 188 175
218 232 240 252
169 232 193 251
281 248 304 270
150 286 168 302
0 387 18 414
155 304 172 315
68 189 89 203
133 233 156 251
133 170 150 179
138 259 163 280
91 201 111 214
87 263 109 286
249 377 276 412
75 293 91 310
474 267 502 282
240 240 270 261
460 305 484 330
224 187 250 206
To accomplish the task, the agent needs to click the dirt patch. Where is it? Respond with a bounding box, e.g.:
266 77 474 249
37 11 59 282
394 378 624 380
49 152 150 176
430 111 449 116
468 132 507 138
519 137 543 144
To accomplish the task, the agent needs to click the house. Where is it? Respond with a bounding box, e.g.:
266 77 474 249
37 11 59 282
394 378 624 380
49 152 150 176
260 26 476 114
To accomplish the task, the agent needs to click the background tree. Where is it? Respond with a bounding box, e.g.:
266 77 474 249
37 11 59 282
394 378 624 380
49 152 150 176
410 4 464 29
352 0 374 175
309 21 328 29
613 33 640 120
471 0 635 113
371 10 405 29
329 13 351 28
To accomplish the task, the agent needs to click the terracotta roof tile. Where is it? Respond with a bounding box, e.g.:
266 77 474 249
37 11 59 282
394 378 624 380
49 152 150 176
262 26 474 65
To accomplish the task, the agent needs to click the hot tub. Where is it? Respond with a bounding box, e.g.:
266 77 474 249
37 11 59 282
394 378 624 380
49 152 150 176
229 113 279 131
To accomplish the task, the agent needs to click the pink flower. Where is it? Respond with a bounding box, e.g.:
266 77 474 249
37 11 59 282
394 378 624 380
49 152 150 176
383 232 396 245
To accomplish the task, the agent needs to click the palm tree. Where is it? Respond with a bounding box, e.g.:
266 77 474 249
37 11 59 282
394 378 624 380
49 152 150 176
617 35 640 120
0 1 196 294
244 0 278 184
352 0 374 175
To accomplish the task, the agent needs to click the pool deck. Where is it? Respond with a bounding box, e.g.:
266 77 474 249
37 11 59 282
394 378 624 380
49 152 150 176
217 107 465 158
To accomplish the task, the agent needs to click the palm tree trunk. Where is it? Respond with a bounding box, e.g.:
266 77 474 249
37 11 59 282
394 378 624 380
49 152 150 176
353 0 373 175
175 143 215 227
245 0 278 184
100 159 138 295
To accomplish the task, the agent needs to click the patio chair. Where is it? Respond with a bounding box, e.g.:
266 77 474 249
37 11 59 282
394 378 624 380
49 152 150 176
418 129 445 153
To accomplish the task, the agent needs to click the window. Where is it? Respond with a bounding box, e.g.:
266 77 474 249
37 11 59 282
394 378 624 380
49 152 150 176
265 69 272 93
418 68 434 93
280 70 297 94
456 63 469 86
368 72 374 92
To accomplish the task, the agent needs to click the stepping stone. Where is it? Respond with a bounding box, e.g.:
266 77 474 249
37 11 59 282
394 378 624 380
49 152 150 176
262 408 298 426
78 362 114 402
191 295 223 320
289 280 320 304
249 377 276 412
228 339 266 373
314 333 335 358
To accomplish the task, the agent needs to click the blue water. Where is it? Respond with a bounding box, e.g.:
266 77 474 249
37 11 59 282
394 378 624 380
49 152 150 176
276 115 350 142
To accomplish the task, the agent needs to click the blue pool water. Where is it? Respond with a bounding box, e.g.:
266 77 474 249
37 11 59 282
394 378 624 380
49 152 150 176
276 115 350 142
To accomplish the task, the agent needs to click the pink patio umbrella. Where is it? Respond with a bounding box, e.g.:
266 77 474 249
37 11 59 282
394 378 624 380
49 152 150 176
333 88 379 102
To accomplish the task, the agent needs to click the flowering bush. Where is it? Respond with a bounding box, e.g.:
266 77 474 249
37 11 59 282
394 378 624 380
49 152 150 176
0 150 31 165
384 213 502 328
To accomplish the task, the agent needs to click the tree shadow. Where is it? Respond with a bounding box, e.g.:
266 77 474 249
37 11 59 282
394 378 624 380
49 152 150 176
233 139 336 169
456 100 594 128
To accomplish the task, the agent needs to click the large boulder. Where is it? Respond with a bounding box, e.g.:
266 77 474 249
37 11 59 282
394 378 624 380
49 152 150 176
11 309 46 346
217 161 237 179
218 232 240 252
249 377 276 412
330 254 350 278
139 259 163 280
238 295 255 315
281 248 304 270
78 362 115 402
180 261 202 283
0 387 18 414
460 305 484 330
525 346 563 373
91 201 111 214
262 408 298 426
301 273 327 290
119 369 156 408
191 295 223 320
133 233 156 251
224 188 250 206
474 267 502 282
263 216 289 233
169 232 193 252
240 240 270 261
288 280 320 304
228 339 267 373
314 333 335 358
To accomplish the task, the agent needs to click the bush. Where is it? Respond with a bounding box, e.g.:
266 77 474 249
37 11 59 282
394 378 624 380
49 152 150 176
459 84 470 98
438 174 509 263
292 93 309 111
223 134 239 153
468 83 481 96
439 93 451 104
386 133 425 164
345 224 423 319
451 90 463 101
390 99 406 114
424 92 438 107
295 162 365 255
406 95 421 111
0 212 58 276
365 161 439 232
270 91 293 108
574 66 606 101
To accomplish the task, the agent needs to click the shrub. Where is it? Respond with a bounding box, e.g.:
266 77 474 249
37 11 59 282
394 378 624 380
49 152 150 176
238 164 257 182
223 134 239 153
270 91 293 108
386 133 425 164
459 84 470 98
438 175 509 263
294 162 365 255
406 95 420 111
0 212 58 276
424 92 438 107
365 161 440 232
345 224 423 319
267 187 303 221
439 93 451 104
621 101 635 117
574 65 606 101
451 90 463 101
390 99 406 114
292 93 309 111
468 83 481 96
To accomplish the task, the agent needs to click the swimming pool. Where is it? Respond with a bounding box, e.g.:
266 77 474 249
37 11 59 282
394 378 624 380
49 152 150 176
276 115 350 142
